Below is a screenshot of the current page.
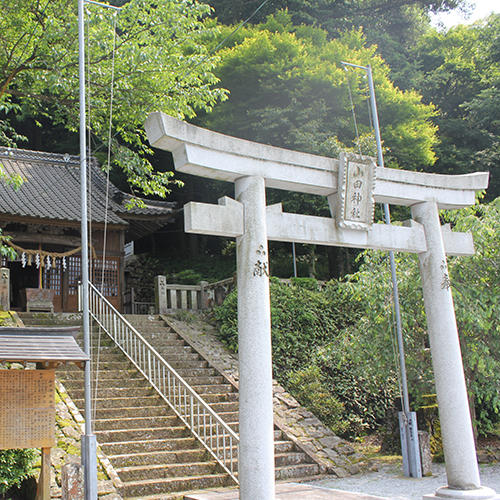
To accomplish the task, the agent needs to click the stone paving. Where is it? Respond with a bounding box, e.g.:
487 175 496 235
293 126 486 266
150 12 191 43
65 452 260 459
184 482 386 500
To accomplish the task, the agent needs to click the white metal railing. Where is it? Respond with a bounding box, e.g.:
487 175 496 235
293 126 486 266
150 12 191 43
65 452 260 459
88 282 239 482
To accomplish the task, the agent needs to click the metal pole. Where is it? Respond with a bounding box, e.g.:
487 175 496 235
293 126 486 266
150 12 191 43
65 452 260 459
341 61 421 477
292 242 297 277
78 0 98 497
365 64 421 479
365 65 411 415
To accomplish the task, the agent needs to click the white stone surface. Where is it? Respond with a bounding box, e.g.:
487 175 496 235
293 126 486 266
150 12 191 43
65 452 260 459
185 196 244 237
412 201 482 496
235 176 275 500
184 200 474 256
145 112 489 208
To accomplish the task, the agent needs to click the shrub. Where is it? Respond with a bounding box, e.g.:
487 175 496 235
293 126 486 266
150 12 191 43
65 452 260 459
0 448 37 494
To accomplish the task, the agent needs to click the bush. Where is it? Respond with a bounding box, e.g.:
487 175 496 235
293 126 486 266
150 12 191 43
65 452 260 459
0 449 37 495
287 364 347 436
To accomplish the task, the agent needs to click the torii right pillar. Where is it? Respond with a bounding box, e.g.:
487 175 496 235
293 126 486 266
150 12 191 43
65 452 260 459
414 201 498 500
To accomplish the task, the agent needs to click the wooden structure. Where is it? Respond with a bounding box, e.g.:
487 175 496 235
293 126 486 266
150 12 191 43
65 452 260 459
0 147 175 312
0 326 88 500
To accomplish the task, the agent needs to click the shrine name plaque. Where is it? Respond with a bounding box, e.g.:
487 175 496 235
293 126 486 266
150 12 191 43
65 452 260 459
0 369 56 449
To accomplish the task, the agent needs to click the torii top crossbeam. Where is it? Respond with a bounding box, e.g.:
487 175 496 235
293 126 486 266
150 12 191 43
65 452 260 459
145 112 488 209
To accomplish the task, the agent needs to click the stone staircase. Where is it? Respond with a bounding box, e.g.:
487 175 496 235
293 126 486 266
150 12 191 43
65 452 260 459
20 312 322 498
124 315 321 483
56 330 232 499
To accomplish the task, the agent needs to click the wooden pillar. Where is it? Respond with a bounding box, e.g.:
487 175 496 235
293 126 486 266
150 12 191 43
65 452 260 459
36 447 51 500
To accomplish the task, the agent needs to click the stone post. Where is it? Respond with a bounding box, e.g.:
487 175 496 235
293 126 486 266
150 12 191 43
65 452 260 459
235 176 275 500
154 275 167 314
199 280 210 309
62 461 84 500
412 201 498 500
0 267 10 311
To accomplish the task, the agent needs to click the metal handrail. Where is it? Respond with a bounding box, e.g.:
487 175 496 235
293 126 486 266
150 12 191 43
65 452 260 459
88 282 239 482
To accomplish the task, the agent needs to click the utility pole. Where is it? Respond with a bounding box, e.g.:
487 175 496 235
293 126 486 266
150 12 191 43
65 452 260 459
78 0 98 497
341 61 422 478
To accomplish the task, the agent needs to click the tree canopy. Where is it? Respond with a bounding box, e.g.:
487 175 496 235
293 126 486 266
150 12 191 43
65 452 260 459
197 12 438 171
412 14 500 199
0 0 226 197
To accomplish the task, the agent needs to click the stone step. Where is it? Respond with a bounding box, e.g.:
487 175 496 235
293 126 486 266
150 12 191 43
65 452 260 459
274 440 296 454
158 352 202 362
70 386 156 399
119 473 232 498
174 367 218 378
207 401 239 413
275 451 310 467
94 415 180 431
191 384 237 395
109 449 209 468
168 359 209 369
180 375 225 386
72 395 163 409
100 436 198 455
95 426 189 443
274 463 321 480
200 393 238 404
58 368 138 380
116 461 220 483
92 405 172 419
61 377 148 390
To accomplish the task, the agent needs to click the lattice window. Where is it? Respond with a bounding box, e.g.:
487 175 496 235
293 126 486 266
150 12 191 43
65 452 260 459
67 256 81 296
43 263 61 295
92 258 119 297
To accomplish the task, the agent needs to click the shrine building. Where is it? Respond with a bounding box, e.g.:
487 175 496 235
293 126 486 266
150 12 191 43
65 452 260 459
0 147 175 312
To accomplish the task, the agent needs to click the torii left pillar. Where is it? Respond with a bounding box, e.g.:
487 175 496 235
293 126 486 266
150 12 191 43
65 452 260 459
236 176 275 499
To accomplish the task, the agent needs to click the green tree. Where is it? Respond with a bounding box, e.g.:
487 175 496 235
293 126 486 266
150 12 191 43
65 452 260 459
0 0 227 197
198 13 438 172
0 449 37 496
327 198 500 436
412 15 500 199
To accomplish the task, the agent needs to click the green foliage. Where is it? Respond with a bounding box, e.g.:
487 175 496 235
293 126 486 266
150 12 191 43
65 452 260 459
199 13 438 172
0 0 227 197
287 365 348 436
0 448 37 494
412 14 500 198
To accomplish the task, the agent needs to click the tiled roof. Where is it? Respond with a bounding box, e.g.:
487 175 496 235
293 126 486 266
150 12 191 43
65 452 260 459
0 147 175 227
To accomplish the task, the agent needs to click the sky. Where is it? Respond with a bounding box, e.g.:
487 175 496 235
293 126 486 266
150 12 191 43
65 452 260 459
430 0 500 29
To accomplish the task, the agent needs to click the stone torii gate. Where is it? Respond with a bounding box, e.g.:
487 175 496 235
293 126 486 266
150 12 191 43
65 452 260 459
145 112 497 500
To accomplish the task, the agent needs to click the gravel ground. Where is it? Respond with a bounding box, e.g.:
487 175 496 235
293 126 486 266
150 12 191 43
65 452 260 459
308 462 500 499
